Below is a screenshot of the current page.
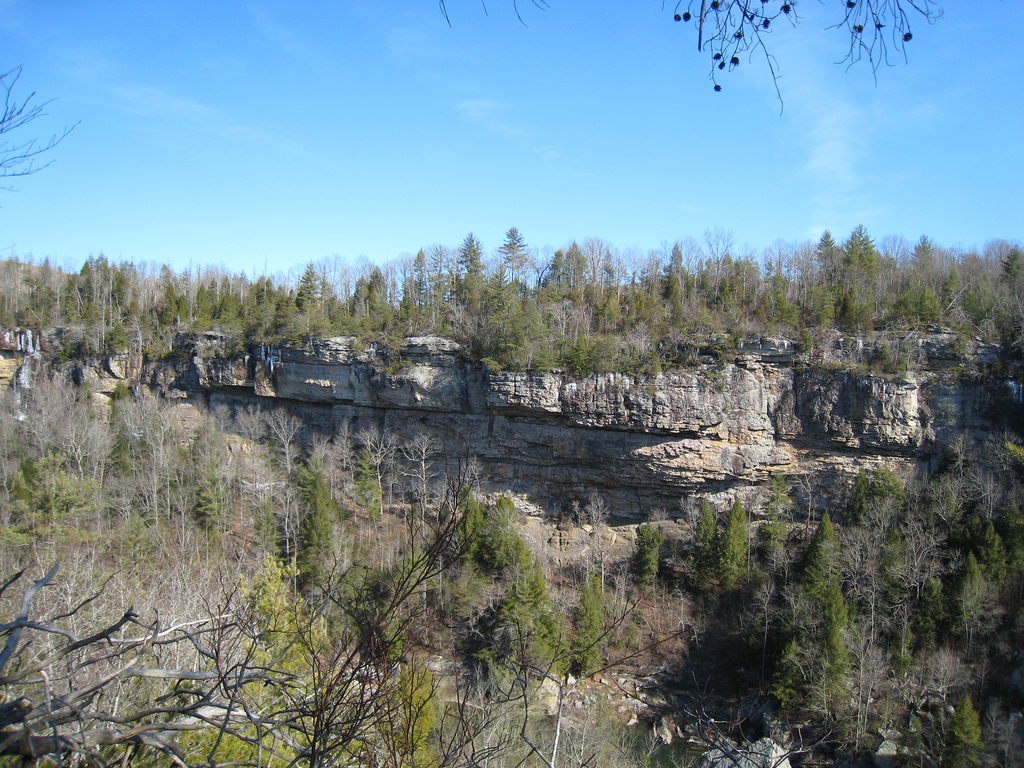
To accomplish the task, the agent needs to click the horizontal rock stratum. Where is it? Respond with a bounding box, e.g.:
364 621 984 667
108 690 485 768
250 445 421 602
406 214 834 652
6 329 1022 519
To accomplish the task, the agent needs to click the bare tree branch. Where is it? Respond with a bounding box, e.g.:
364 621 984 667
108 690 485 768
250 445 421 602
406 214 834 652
1 66 76 189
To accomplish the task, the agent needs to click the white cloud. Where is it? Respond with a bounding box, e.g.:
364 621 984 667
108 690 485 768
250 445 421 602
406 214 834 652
110 85 218 121
456 98 561 160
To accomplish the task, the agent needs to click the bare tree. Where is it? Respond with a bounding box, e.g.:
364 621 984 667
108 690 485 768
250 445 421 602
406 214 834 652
1 66 75 188
848 619 890 744
355 425 397 512
265 408 303 476
333 417 354 474
401 430 439 522
112 395 182 526
0 473 479 768
234 403 268 490
0 563 239 767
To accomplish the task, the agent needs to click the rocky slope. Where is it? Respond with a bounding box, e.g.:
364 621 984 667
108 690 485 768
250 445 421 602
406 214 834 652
4 328 1022 518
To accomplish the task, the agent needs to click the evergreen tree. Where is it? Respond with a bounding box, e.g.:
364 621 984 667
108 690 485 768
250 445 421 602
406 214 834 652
996 503 1024 574
913 578 946 650
11 454 101 536
296 457 338 589
844 225 881 280
497 227 528 285
632 524 663 586
692 499 718 588
458 490 487 567
719 497 748 588
847 469 871 526
477 495 529 573
456 232 485 312
564 242 587 295
1000 246 1024 287
758 509 787 563
771 637 804 709
815 229 841 285
798 512 852 711
412 248 428 314
193 463 228 532
819 578 850 704
354 447 384 519
802 513 839 602
971 518 1008 587
942 695 983 767
391 665 437 767
570 574 605 677
879 526 908 621
493 554 565 670
295 262 321 311
543 248 567 296
482 261 524 365
871 465 905 509
759 473 790 559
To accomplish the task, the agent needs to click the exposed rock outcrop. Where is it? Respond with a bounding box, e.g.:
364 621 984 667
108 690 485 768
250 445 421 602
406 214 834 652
697 737 791 768
5 330 1023 518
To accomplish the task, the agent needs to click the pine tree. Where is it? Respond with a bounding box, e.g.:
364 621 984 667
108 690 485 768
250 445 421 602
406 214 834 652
913 578 946 650
871 465 905 508
391 665 437 767
494 554 565 670
497 227 528 284
456 232 485 312
570 574 605 677
193 464 228 532
844 225 880 280
972 518 1008 587
771 637 804 709
943 695 983 767
458 490 487 567
632 524 663 586
296 457 338 589
693 499 718 588
798 512 852 712
847 469 871 526
478 495 529 573
879 527 908 618
996 502 1024 574
412 248 428 313
295 262 320 310
802 513 838 602
1000 246 1024 287
819 578 850 703
719 497 748 588
759 473 790 559
815 229 841 285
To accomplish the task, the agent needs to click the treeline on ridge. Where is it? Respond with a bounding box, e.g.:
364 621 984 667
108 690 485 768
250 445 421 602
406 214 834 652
1 226 1022 373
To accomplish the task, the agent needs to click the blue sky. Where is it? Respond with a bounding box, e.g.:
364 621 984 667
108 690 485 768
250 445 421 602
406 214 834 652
1 1 1021 277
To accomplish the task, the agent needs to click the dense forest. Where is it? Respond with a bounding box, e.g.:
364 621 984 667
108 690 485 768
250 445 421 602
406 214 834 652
1 226 1024 767
2 226 1023 375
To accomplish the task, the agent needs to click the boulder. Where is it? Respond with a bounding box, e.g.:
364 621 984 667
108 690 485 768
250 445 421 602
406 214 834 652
874 738 898 768
697 738 791 768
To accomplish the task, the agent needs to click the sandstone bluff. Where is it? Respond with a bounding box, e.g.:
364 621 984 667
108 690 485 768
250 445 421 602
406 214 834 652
3 328 1022 518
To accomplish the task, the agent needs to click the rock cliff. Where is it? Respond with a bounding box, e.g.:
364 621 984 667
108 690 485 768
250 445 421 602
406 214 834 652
4 329 1022 518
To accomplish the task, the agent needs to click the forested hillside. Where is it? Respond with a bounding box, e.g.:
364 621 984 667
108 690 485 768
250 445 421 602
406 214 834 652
2 227 1022 375
1 226 1024 767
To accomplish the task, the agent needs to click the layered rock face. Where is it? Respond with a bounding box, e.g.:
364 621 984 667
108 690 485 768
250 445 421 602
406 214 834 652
8 330 1024 518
